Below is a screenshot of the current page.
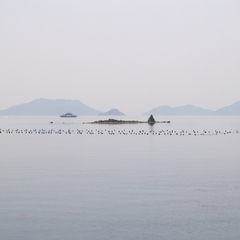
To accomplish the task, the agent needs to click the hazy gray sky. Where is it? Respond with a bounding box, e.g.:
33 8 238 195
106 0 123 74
1 0 240 114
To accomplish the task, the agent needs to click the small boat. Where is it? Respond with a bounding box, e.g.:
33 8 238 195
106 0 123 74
60 113 77 118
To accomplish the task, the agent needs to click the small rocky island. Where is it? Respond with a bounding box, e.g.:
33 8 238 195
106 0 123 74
100 108 125 116
84 115 170 124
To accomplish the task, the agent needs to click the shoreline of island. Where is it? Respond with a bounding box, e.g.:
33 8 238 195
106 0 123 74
83 115 170 124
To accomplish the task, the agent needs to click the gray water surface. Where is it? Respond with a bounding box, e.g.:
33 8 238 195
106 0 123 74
1 116 240 240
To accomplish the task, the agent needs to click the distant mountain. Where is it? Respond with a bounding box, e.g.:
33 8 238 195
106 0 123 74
0 98 102 116
100 108 125 116
144 101 240 115
1 99 240 116
144 105 214 116
214 101 240 115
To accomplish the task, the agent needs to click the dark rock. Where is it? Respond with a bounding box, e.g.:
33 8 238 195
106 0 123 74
148 115 156 124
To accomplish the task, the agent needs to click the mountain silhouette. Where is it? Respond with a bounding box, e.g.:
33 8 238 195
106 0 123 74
0 98 101 116
144 105 213 115
100 108 125 116
1 99 240 116
214 101 240 115
144 101 240 115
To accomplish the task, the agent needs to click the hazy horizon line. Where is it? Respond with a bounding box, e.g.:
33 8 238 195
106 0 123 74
1 97 239 114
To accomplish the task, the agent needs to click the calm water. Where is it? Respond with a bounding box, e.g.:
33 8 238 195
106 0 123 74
0 116 240 240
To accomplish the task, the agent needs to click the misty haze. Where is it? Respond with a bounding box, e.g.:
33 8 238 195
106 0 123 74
1 1 240 240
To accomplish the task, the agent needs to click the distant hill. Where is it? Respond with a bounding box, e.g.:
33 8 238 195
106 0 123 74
0 98 102 116
144 101 240 115
100 108 125 116
214 101 240 115
1 99 240 116
144 105 214 116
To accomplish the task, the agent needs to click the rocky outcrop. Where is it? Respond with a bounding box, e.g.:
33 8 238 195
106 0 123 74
148 115 156 124
84 115 170 124
86 119 144 124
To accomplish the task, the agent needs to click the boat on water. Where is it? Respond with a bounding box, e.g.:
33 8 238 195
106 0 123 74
60 113 77 118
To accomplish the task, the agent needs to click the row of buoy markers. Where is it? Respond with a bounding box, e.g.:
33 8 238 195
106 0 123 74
0 128 239 136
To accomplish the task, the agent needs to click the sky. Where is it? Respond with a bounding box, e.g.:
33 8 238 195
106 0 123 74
0 0 240 114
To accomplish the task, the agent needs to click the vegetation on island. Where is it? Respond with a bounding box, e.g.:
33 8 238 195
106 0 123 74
84 115 170 124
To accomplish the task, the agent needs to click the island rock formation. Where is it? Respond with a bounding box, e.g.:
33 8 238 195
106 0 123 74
148 115 156 124
84 115 170 124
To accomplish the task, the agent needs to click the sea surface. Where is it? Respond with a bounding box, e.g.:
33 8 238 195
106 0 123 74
0 116 240 240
